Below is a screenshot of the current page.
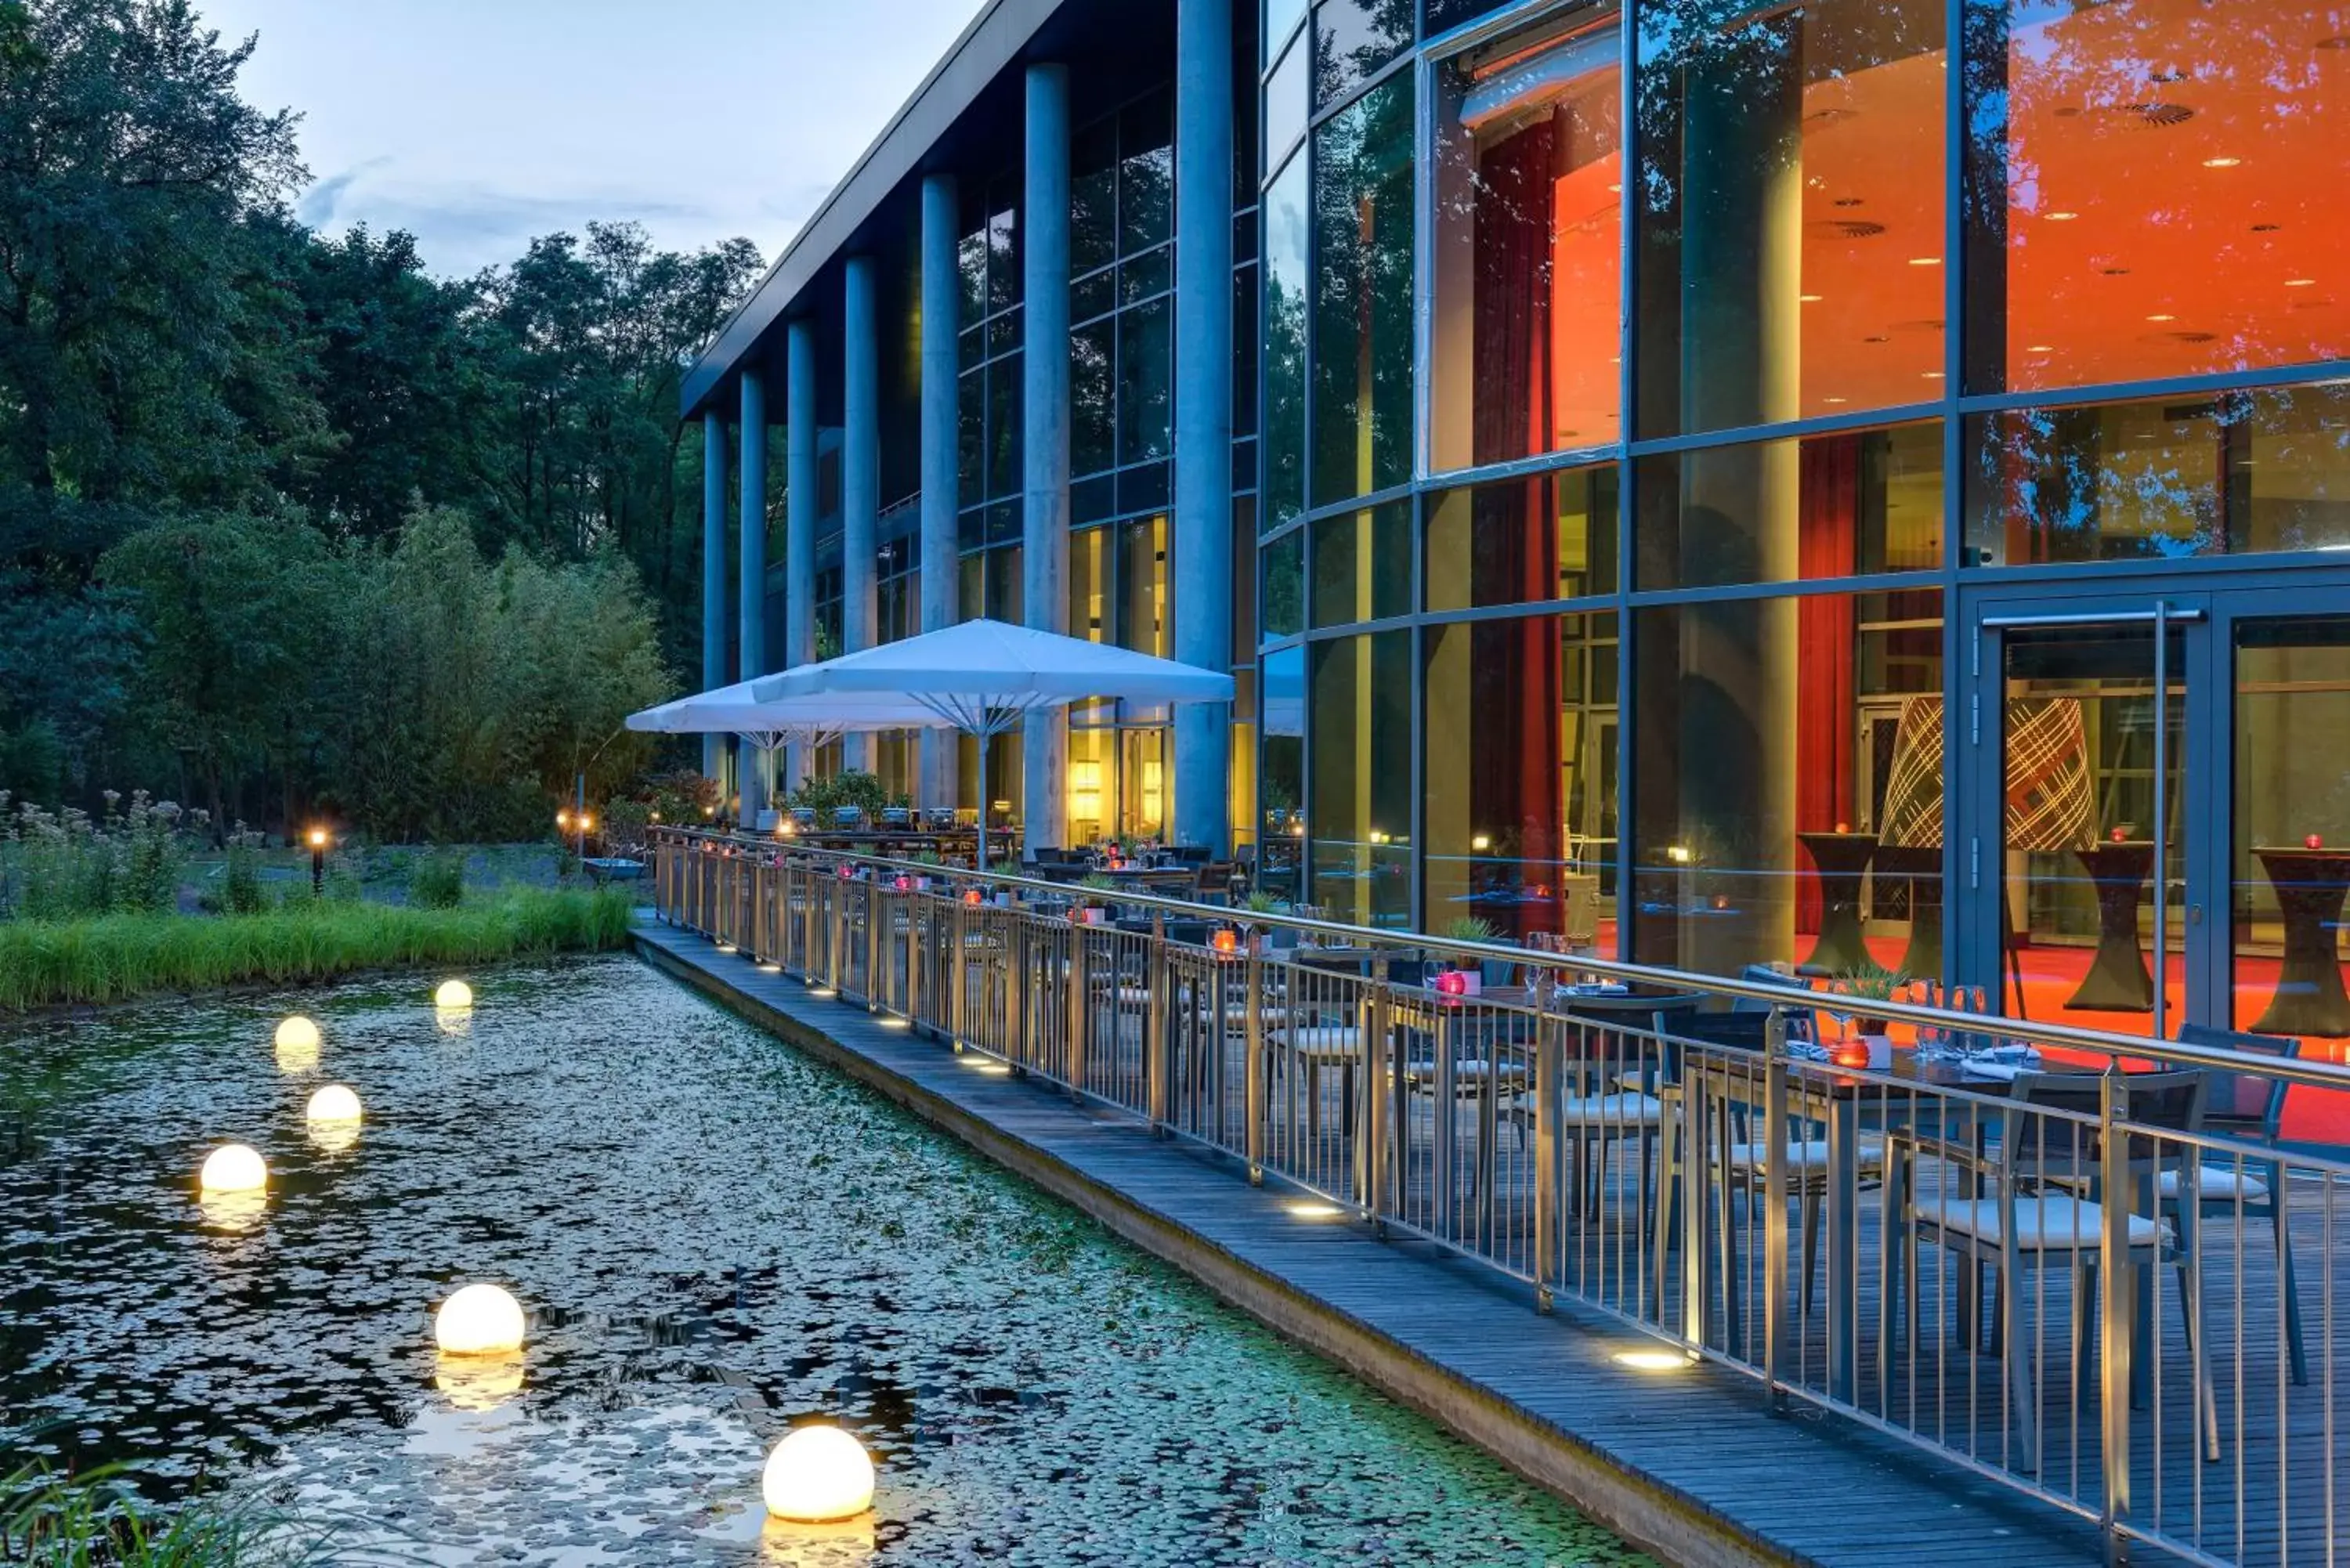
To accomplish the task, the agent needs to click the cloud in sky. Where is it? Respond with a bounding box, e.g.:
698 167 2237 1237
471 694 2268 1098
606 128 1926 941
199 0 986 277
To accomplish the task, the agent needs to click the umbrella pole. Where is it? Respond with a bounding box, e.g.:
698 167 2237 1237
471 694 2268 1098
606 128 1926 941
976 728 991 871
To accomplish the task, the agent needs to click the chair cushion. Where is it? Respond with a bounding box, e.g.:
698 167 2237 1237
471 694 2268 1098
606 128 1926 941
1929 1195 2164 1250
2160 1166 2271 1203
1274 1026 1361 1060
1724 1137 1886 1174
1557 1093 1663 1127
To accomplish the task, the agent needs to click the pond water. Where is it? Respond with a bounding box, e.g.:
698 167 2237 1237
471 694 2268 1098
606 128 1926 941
1 956 1643 1566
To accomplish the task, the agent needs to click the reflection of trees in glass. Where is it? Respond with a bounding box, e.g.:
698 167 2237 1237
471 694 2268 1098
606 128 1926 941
1311 78 1415 509
1263 161 1309 527
1262 533 1305 640
1972 0 2347 383
1072 323 1114 475
1117 301 1173 466
1975 384 2350 563
1314 0 1415 110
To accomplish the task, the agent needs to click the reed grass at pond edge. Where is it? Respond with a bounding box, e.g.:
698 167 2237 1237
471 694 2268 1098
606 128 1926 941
0 890 635 1011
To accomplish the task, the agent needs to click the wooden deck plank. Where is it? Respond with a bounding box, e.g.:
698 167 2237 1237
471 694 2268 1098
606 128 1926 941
636 922 2117 1568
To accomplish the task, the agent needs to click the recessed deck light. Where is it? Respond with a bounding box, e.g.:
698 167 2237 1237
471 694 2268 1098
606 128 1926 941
1614 1349 1694 1371
1287 1201 1345 1219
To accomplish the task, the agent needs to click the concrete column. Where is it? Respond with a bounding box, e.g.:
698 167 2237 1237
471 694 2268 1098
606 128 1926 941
700 409 728 783
919 171 962 813
784 319 819 792
1173 0 1235 857
1022 63 1072 858
843 254 881 775
736 367 768 827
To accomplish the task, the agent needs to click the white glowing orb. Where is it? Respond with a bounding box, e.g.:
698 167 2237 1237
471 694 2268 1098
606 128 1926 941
306 1084 363 1123
434 1283 526 1355
274 1015 321 1052
199 1143 268 1194
435 979 474 1010
761 1425 875 1523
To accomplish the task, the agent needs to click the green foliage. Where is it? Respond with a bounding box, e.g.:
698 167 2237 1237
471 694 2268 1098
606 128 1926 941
0 887 635 1010
1243 889 1286 915
220 836 267 916
1833 956 1912 1006
0 792 196 920
1441 915 1499 945
0 2 761 826
1 1458 352 1566
786 769 893 819
406 849 467 909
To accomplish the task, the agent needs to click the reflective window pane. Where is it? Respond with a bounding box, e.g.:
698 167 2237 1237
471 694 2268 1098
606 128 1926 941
1639 422 1943 589
1636 0 1948 437
1119 514 1170 656
1265 27 1310 174
1433 9 1624 471
1071 323 1114 479
1632 590 1947 981
1116 298 1173 467
1263 155 1310 526
1260 644 1307 901
1311 501 1412 627
2233 616 2350 1072
1965 383 2350 566
1426 462 1618 611
1965 0 2350 393
1425 612 1620 950
1310 631 1414 927
1262 528 1305 640
1314 0 1412 112
1311 77 1415 509
1266 0 1307 67
1119 91 1174 255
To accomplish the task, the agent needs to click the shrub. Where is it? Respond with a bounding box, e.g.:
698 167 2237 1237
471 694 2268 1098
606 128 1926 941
407 849 466 909
221 835 268 916
0 793 197 921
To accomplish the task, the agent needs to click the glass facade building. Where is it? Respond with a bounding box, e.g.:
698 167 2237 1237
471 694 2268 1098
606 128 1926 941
689 0 2350 1060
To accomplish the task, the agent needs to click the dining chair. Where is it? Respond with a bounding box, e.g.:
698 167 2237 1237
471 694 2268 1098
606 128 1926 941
2170 1021 2306 1386
1556 993 1704 1226
1896 1068 2215 1475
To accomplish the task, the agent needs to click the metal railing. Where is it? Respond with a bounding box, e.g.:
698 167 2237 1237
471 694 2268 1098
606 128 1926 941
650 826 2350 1566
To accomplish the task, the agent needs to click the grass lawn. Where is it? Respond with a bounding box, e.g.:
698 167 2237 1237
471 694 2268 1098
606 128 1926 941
0 887 636 1012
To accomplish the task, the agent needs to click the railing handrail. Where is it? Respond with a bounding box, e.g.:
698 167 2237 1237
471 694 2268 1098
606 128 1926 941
649 826 2350 1100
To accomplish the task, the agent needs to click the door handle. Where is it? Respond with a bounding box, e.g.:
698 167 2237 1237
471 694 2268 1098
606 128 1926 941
2189 903 2204 927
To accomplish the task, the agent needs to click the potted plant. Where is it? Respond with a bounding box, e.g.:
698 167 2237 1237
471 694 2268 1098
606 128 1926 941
1076 871 1121 925
1832 958 1910 1069
1441 915 1499 995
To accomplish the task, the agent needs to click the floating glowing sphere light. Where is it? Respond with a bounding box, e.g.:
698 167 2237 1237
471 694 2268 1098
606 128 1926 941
274 1015 321 1053
434 1283 526 1356
761 1425 875 1522
435 979 474 1010
199 1143 268 1194
306 1084 363 1124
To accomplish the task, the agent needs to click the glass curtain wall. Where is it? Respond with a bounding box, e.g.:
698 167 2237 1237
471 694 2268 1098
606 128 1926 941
1311 75 1415 508
1636 0 1948 435
1431 4 1625 471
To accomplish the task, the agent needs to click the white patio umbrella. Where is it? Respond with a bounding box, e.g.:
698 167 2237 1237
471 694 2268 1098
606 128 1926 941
748 620 1235 848
627 679 947 815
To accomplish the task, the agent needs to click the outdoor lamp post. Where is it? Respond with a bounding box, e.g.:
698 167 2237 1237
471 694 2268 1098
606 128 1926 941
307 827 329 896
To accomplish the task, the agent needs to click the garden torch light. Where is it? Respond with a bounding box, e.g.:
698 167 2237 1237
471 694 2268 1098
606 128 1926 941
307 826 329 896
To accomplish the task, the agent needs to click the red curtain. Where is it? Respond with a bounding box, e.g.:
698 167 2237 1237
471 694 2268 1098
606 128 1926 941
1795 437 1860 934
1466 120 1564 937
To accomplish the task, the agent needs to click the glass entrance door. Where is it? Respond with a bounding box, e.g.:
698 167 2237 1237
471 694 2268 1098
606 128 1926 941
2215 596 2350 1067
1966 587 2350 1067
1983 611 2197 1039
